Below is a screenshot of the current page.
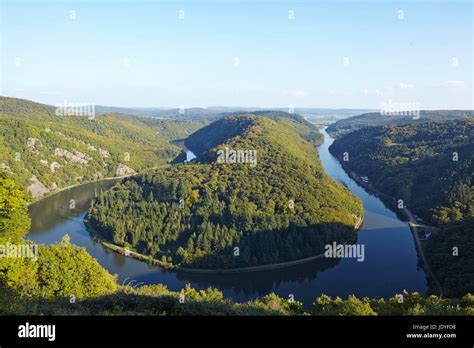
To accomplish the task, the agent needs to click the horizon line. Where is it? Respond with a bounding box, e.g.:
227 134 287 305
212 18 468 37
2 95 473 112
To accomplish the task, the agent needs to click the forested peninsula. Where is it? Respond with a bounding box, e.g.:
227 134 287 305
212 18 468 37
87 113 363 269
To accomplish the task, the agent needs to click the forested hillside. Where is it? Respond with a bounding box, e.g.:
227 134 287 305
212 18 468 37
184 110 322 158
87 114 363 269
423 220 474 297
326 110 473 138
329 119 474 296
240 110 324 146
0 97 204 199
329 120 473 225
95 105 224 121
0 168 471 315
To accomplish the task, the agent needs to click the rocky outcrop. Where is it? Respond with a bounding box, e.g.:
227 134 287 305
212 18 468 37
27 138 41 154
0 163 12 173
27 175 49 197
27 137 39 149
98 148 110 158
50 161 60 173
115 163 135 176
54 148 91 164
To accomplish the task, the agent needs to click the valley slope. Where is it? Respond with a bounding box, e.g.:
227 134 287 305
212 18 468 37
329 119 474 296
0 97 205 200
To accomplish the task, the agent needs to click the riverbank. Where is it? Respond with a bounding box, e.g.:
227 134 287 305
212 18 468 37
328 147 442 296
403 208 443 297
179 236 355 274
27 174 134 206
27 162 175 206
85 215 363 275
84 218 178 270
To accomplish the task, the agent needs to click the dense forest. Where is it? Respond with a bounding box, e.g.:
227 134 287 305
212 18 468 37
423 220 474 297
329 120 474 296
1 170 472 316
0 97 205 200
329 120 473 225
327 110 473 138
87 114 362 269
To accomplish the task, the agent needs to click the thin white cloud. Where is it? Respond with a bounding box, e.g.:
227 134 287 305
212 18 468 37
444 80 466 89
399 82 415 89
363 86 393 96
291 90 307 98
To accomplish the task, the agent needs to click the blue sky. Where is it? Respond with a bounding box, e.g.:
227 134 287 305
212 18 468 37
1 0 472 109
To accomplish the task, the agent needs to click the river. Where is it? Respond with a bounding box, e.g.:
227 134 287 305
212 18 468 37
27 129 427 308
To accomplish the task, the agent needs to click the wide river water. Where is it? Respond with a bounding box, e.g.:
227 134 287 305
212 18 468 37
27 130 427 308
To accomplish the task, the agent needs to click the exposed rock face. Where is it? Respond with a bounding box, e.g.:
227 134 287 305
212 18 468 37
115 163 135 177
50 161 61 173
27 137 39 149
72 149 92 161
98 148 110 158
54 148 91 164
27 138 41 154
0 163 12 173
86 144 110 158
27 175 50 197
40 159 48 165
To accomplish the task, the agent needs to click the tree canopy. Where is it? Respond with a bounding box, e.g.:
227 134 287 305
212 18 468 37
88 114 362 269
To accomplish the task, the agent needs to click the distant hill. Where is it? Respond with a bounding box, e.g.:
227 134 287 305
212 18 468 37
95 105 224 121
95 105 373 122
0 97 204 199
326 110 473 138
185 110 323 158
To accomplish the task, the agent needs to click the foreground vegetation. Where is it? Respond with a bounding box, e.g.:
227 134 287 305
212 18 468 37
2 282 473 316
88 113 362 269
329 120 474 297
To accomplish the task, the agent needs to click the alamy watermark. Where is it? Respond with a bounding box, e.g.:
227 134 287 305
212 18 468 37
324 242 365 262
55 100 96 119
0 242 38 261
216 147 258 167
380 99 420 119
